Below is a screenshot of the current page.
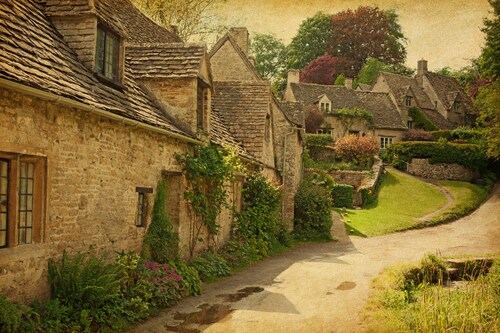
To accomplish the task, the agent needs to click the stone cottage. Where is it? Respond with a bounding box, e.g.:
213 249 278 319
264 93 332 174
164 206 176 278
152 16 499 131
0 0 299 304
209 28 305 227
284 70 406 148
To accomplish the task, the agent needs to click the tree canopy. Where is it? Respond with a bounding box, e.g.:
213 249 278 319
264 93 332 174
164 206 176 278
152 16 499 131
286 12 333 70
300 55 355 85
354 58 414 88
480 0 500 79
251 33 287 82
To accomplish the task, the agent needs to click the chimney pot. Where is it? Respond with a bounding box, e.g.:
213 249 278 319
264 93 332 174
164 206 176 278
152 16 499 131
344 77 353 90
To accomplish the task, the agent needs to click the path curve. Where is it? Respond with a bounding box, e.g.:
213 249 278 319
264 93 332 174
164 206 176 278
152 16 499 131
129 183 500 333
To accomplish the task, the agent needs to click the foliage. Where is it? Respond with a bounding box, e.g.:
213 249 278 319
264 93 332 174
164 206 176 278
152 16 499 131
331 184 354 208
131 0 227 41
475 80 500 158
354 58 414 87
140 261 184 307
328 7 407 75
251 33 287 82
305 134 334 148
0 295 23 333
220 239 265 269
334 135 379 167
334 73 345 86
343 170 447 236
176 145 242 258
430 127 486 145
142 179 179 263
402 129 433 142
480 0 500 79
170 261 202 296
235 174 285 252
300 54 355 84
303 171 335 189
286 12 333 70
189 251 231 281
304 105 325 133
333 108 374 135
408 107 439 131
293 180 333 240
386 141 488 170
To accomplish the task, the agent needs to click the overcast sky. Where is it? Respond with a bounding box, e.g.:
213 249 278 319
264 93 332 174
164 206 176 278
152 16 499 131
215 0 491 70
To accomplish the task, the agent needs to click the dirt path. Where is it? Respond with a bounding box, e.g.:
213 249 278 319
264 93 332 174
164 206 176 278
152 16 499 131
129 183 500 333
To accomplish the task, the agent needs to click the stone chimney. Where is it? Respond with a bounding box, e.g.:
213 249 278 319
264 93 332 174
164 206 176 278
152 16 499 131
344 77 353 89
229 27 250 56
417 59 428 76
287 69 300 84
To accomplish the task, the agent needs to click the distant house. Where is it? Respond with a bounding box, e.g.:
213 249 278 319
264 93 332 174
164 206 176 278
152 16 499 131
372 60 476 129
284 70 406 148
0 0 301 304
209 28 304 226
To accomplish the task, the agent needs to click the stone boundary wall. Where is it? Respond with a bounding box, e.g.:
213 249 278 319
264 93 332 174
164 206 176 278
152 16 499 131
407 158 479 181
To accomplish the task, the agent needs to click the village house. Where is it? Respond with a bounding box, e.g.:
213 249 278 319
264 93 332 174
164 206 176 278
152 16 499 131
0 0 302 304
284 70 406 148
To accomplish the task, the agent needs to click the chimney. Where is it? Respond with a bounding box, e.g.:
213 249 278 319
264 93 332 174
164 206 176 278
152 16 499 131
417 59 428 76
344 77 353 90
287 69 300 84
229 27 250 56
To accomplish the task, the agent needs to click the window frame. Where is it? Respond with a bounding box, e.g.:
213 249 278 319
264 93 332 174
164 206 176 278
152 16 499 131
135 187 152 227
405 96 412 107
407 120 414 129
95 23 123 89
316 128 333 136
380 136 394 149
0 152 45 249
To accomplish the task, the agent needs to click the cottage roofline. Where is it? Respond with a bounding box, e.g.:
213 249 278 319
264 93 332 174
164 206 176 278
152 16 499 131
0 77 202 145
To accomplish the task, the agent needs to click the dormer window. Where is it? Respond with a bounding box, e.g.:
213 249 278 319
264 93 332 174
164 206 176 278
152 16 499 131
452 101 461 112
320 102 331 112
405 96 412 107
95 24 121 83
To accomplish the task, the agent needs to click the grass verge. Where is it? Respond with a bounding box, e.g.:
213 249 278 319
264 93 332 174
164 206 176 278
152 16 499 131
341 170 447 236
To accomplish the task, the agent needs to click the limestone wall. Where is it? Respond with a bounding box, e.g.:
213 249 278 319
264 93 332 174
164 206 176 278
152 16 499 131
210 41 257 81
407 158 479 181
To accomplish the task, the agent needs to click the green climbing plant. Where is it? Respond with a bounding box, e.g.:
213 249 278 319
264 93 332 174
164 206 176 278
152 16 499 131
176 145 242 259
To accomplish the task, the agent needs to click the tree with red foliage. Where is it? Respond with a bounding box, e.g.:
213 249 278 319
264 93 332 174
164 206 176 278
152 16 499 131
328 6 406 75
300 54 356 84
304 105 325 133
334 135 379 166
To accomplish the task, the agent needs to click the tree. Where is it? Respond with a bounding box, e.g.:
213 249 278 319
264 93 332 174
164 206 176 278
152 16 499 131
480 0 500 79
132 0 227 41
334 74 345 86
475 81 500 158
328 6 407 75
251 33 287 82
286 12 333 70
354 58 415 87
304 105 324 133
300 54 356 85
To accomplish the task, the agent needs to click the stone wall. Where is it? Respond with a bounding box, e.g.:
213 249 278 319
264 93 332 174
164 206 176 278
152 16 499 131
0 88 235 303
407 158 479 181
210 41 257 81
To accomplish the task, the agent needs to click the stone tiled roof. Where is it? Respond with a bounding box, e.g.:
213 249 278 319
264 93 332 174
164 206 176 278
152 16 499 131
280 101 305 127
45 0 182 43
212 81 271 160
0 0 187 135
423 72 475 114
379 72 435 110
356 83 371 91
127 44 206 79
289 83 405 130
419 108 455 130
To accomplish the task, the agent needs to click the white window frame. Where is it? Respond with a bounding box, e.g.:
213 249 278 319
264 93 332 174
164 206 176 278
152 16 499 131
380 136 394 149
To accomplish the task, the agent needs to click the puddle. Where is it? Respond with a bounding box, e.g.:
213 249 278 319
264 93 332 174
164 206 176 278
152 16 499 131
217 286 265 302
336 281 356 290
326 291 334 295
167 303 232 332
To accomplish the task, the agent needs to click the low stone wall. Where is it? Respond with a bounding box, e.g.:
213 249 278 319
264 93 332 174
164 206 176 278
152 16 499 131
407 158 479 181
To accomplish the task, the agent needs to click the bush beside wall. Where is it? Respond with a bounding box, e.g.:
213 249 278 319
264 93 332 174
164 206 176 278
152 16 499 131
331 184 354 208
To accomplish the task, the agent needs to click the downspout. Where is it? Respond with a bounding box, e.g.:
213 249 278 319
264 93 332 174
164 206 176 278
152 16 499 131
0 78 203 145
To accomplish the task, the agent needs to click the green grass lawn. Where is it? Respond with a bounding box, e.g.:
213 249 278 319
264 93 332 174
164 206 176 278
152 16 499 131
343 170 447 236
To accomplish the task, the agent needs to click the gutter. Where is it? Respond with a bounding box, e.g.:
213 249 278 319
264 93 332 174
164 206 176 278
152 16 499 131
0 78 203 145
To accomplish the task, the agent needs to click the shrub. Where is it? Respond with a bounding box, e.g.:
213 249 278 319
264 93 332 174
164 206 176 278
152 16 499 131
334 135 379 166
293 182 333 240
409 107 439 131
386 141 487 170
402 129 433 141
305 134 334 148
432 127 486 145
331 184 354 208
170 261 201 297
189 251 231 282
303 171 335 188
0 295 21 333
140 261 184 307
142 179 179 263
220 239 263 269
304 105 325 133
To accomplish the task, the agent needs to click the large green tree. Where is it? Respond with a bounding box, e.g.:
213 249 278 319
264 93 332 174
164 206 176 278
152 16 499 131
328 6 407 76
286 12 333 70
481 0 500 79
355 58 414 87
251 33 287 82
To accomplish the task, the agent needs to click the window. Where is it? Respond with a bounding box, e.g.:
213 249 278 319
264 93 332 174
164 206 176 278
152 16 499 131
349 130 360 136
320 102 331 112
197 81 209 131
452 101 461 112
95 24 120 83
265 114 271 141
405 96 412 107
434 101 438 109
317 128 333 136
0 153 44 248
135 187 152 227
380 137 393 149
407 120 414 129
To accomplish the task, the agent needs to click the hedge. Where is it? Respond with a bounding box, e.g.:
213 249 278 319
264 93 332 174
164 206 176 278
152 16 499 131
386 141 487 170
305 134 334 148
431 128 486 144
332 184 354 208
409 107 439 131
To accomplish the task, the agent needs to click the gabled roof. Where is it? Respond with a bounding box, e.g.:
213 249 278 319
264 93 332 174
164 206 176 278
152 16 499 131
423 72 475 113
289 83 405 130
379 72 435 110
419 108 455 130
127 43 207 79
208 33 262 81
45 0 182 44
356 83 371 91
211 81 271 160
279 101 305 128
0 0 187 135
